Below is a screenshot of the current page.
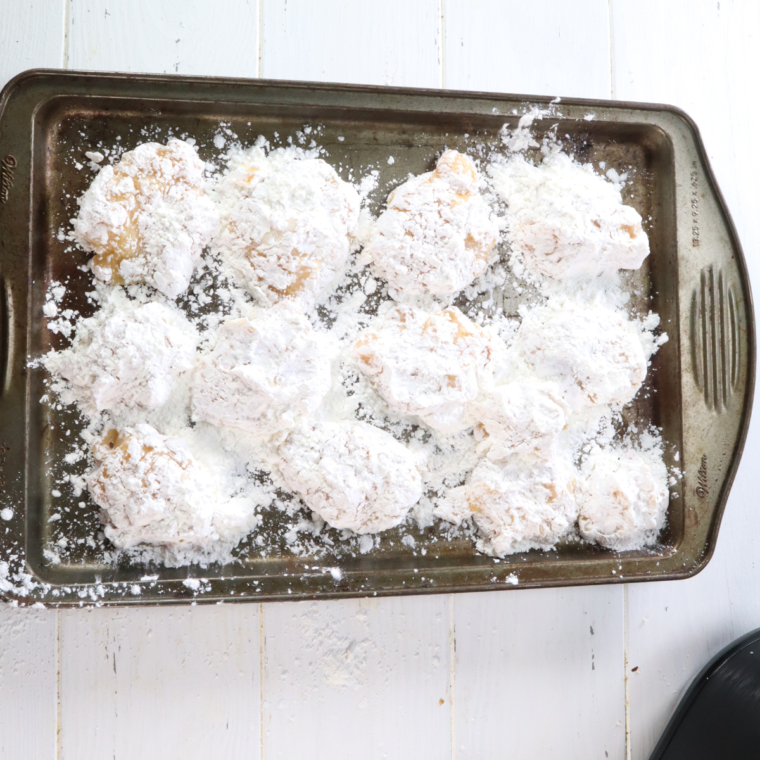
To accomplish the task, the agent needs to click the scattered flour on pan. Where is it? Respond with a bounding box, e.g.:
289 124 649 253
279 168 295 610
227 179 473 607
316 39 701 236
34 111 675 581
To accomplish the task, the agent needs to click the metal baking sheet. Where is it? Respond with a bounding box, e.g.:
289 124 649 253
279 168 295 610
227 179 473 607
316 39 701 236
0 70 753 606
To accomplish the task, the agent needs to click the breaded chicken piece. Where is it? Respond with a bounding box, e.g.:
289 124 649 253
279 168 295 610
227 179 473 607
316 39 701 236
366 150 499 299
73 139 219 298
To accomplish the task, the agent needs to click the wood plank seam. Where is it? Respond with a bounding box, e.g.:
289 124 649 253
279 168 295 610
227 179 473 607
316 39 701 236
56 610 61 760
608 0 615 98
259 602 265 760
62 0 70 70
625 585 631 760
610 11 625 758
257 0 262 78
449 595 456 760
438 0 445 88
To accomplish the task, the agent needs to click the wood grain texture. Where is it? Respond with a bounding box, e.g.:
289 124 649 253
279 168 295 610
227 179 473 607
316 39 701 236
261 596 450 760
612 1 760 757
260 0 442 87
58 605 261 760
452 586 626 759
0 0 65 90
442 0 611 98
0 607 57 760
67 0 260 77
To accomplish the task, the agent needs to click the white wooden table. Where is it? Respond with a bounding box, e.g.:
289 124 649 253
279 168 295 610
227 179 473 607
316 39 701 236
1 2 758 758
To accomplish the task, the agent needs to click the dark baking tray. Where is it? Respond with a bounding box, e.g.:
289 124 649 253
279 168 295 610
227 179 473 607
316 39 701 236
0 70 753 606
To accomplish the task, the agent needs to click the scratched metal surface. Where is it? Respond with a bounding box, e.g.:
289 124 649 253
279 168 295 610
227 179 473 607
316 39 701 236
0 70 753 605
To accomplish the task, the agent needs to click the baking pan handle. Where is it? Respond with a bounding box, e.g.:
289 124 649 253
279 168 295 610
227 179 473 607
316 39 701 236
675 121 755 570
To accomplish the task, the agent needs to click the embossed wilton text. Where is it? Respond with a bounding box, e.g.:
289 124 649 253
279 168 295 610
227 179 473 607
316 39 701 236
696 454 708 498
1 155 17 203
690 163 700 247
0 442 8 489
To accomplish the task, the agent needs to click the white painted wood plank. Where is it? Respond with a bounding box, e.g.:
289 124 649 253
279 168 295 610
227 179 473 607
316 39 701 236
612 2 760 758
260 0 442 87
442 0 611 98
0 606 57 760
59 605 261 760
0 0 66 90
453 586 626 759
68 0 259 78
261 596 450 760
